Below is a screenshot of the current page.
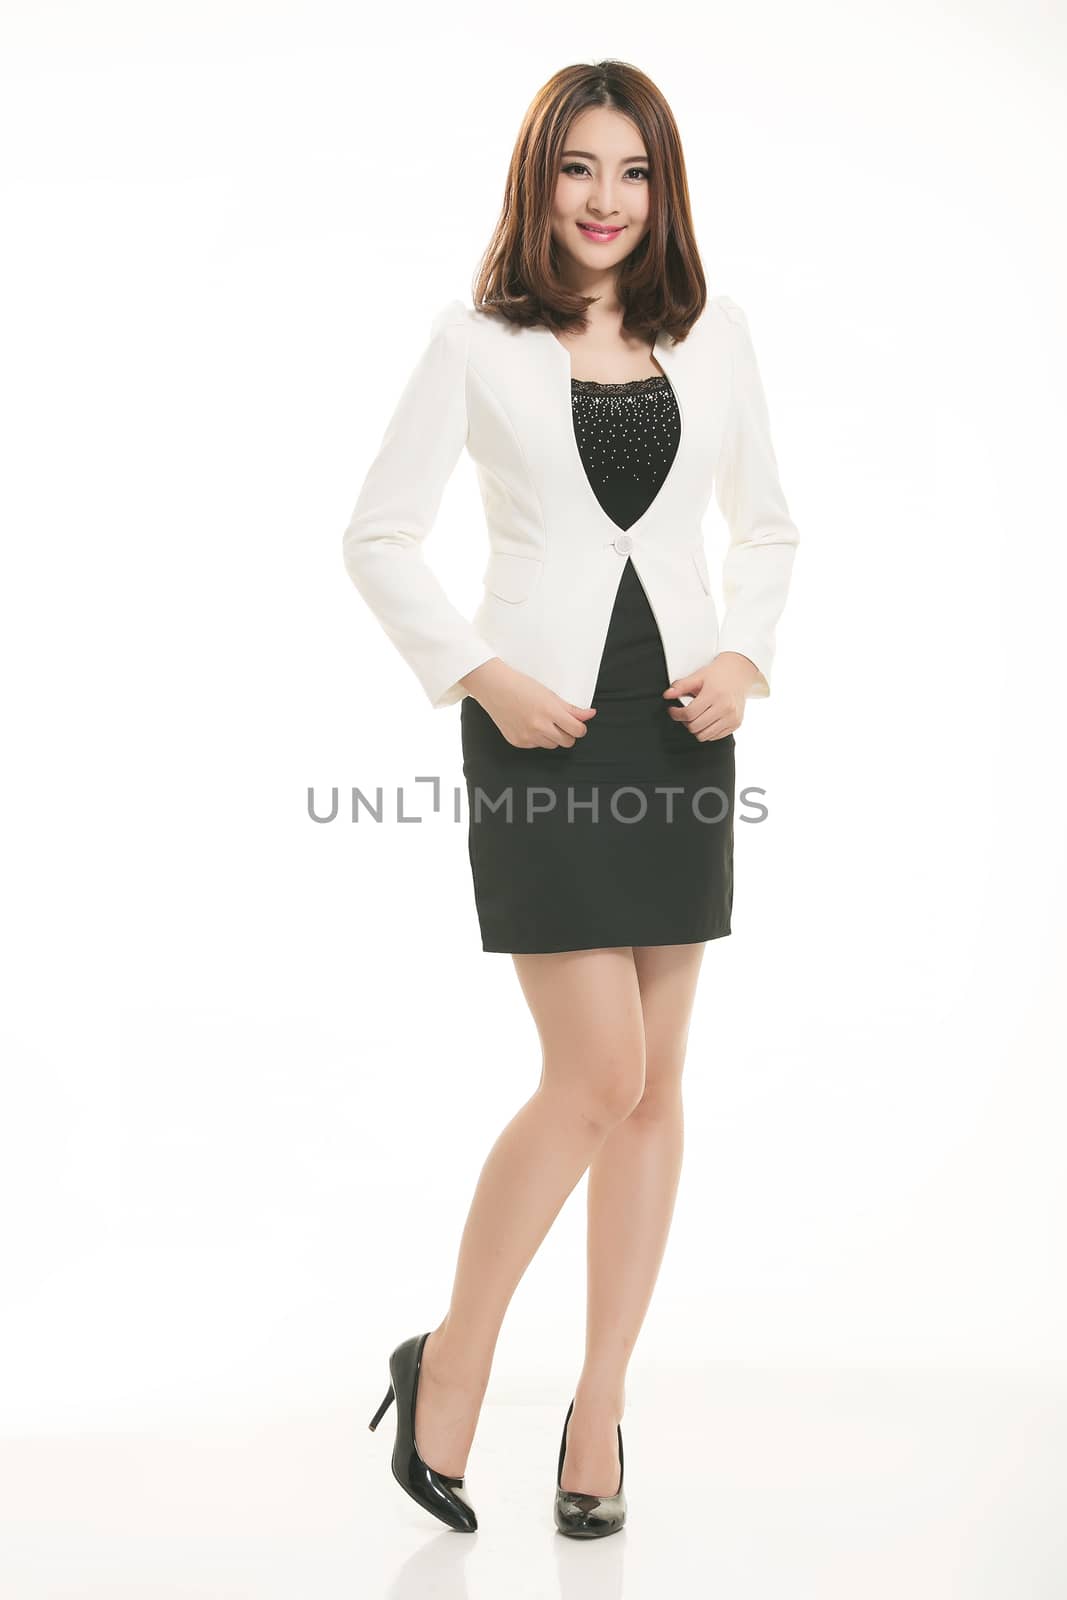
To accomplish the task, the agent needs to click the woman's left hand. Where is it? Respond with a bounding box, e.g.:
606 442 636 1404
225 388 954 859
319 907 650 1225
661 652 760 740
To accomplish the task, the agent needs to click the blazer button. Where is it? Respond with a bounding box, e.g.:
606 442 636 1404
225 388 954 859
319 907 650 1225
614 532 634 555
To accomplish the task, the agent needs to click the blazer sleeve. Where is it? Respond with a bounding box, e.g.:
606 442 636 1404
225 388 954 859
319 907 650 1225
341 300 499 710
711 296 800 697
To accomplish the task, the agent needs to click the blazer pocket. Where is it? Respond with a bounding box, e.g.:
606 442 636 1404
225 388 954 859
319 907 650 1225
691 546 713 595
483 551 543 604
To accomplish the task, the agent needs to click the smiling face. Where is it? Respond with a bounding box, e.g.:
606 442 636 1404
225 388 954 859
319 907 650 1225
550 105 652 285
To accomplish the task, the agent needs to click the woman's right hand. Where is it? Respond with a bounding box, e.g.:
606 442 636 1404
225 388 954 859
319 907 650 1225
461 659 597 749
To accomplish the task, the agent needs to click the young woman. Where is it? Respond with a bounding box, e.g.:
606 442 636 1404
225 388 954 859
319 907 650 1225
346 59 799 1538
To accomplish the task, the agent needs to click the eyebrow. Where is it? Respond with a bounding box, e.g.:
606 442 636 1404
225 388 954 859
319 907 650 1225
560 149 650 164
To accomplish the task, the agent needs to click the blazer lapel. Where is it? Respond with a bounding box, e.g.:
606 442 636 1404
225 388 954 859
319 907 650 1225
515 321 692 548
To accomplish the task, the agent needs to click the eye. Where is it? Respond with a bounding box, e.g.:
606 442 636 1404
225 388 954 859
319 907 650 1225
561 162 650 181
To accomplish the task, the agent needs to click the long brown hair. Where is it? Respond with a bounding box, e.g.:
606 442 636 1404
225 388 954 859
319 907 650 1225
472 60 707 345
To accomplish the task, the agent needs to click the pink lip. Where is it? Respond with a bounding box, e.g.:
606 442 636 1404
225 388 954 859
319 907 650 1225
577 223 624 241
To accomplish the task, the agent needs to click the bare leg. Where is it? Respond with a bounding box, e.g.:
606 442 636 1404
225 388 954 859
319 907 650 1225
414 947 647 1478
559 941 706 1495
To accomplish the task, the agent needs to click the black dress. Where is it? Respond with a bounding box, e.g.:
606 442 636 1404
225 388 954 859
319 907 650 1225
460 372 735 955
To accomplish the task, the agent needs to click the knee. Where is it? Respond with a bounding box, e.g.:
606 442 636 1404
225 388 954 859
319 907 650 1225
568 1041 647 1130
626 1078 683 1123
625 1051 686 1123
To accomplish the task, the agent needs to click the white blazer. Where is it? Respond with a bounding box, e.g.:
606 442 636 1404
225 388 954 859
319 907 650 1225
342 294 799 711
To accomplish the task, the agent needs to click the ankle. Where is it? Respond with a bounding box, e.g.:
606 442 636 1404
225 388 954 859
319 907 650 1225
424 1324 492 1396
572 1376 626 1420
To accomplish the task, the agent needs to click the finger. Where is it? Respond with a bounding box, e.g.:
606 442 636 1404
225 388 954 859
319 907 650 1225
663 672 702 698
682 697 730 729
695 714 736 741
666 697 708 723
553 709 595 738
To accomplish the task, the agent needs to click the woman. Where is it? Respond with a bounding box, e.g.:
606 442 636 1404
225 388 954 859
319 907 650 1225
346 59 799 1538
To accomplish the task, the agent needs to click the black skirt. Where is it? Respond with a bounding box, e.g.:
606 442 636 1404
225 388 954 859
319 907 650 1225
460 373 735 956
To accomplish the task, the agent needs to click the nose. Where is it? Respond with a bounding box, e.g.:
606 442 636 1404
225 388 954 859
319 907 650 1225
587 183 621 218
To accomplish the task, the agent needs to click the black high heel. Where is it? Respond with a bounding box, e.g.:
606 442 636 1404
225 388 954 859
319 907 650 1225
554 1397 627 1538
367 1331 478 1532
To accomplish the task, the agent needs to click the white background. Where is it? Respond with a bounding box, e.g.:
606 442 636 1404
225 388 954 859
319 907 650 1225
2 2 1065 1594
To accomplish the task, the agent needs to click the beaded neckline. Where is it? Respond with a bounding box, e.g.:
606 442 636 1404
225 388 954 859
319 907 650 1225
571 374 670 393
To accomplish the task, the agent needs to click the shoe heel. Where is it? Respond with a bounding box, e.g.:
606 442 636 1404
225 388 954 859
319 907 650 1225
368 1383 395 1431
372 1332 479 1532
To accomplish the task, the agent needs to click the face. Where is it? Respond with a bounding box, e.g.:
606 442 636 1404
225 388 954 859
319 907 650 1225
550 105 651 285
